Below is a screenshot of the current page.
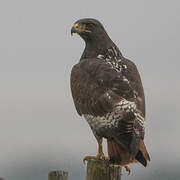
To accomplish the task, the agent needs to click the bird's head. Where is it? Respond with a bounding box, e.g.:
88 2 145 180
71 18 109 43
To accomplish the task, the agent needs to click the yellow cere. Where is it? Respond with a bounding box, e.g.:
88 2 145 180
74 23 79 29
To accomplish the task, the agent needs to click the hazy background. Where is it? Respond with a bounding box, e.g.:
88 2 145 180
0 0 179 180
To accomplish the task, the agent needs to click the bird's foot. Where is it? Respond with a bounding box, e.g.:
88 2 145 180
124 165 131 175
83 152 108 164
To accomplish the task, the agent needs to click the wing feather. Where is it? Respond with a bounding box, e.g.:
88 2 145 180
71 58 137 115
71 58 145 155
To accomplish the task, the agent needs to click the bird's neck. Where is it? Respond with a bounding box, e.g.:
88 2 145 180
80 37 123 60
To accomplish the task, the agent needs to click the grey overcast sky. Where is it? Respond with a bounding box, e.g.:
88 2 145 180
0 0 179 180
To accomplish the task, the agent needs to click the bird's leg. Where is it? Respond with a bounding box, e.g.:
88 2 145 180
96 138 105 159
83 137 106 163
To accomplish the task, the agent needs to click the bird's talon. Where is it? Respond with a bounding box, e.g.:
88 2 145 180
83 153 108 163
124 165 131 175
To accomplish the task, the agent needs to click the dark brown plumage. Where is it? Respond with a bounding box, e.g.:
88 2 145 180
70 18 150 172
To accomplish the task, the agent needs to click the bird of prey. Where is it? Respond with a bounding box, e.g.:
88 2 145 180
70 18 150 173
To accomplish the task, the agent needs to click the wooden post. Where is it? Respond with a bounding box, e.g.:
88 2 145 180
48 171 68 180
86 159 122 180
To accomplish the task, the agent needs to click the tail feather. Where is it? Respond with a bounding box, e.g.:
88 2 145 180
135 151 147 167
107 139 135 165
107 139 150 166
140 140 150 162
135 140 150 167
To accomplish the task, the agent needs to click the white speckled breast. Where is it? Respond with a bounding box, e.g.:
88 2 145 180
83 100 137 137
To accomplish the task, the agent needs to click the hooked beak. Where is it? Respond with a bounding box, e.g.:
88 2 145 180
71 23 79 36
71 26 77 36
